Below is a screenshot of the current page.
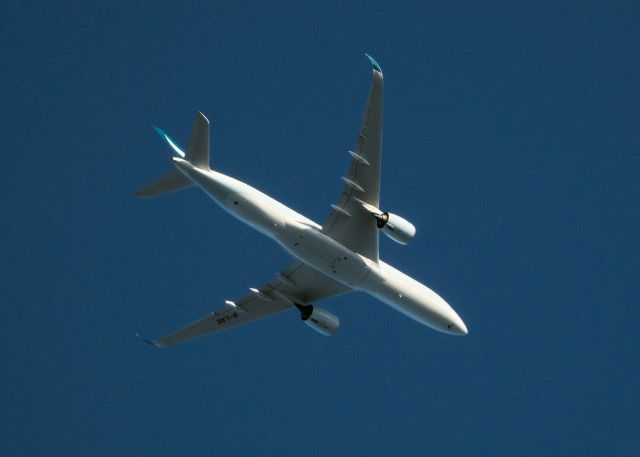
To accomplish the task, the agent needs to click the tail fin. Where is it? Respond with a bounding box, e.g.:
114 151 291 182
134 112 211 199
185 112 210 169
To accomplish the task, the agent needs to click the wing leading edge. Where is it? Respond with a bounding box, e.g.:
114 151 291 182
141 55 384 346
144 262 350 347
322 55 384 261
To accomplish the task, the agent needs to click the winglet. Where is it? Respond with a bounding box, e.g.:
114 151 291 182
365 53 382 73
136 333 159 348
153 126 186 157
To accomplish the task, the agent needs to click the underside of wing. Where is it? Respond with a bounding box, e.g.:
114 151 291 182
144 262 351 347
322 56 384 261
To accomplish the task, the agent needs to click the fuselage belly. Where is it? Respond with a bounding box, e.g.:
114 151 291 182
175 158 467 335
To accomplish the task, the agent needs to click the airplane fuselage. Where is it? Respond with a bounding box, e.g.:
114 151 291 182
174 158 467 335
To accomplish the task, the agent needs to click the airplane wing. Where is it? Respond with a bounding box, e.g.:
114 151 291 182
143 261 350 347
321 56 383 261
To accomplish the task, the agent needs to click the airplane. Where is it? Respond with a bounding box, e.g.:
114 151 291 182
136 54 468 347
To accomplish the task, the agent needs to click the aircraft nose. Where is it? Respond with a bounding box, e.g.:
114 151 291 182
446 315 468 335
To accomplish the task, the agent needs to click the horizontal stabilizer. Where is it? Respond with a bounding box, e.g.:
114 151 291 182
134 169 194 198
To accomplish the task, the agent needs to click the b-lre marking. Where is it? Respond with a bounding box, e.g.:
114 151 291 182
173 157 467 335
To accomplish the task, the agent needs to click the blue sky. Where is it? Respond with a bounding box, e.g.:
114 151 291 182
2 1 638 455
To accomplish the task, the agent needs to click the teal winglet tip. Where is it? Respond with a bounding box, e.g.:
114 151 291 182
153 125 166 138
136 333 157 348
153 126 178 146
365 53 382 73
152 125 185 156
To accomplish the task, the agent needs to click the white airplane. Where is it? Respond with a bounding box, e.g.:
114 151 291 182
136 55 467 347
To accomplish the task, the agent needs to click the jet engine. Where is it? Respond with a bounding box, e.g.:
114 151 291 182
294 303 340 336
375 212 416 245
359 201 416 245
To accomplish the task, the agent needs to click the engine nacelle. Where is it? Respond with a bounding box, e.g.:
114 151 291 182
376 212 416 245
295 304 340 336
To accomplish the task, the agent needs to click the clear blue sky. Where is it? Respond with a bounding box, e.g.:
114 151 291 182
2 1 638 455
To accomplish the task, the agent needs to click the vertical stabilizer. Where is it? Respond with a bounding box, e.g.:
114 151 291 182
134 111 211 199
186 112 210 169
